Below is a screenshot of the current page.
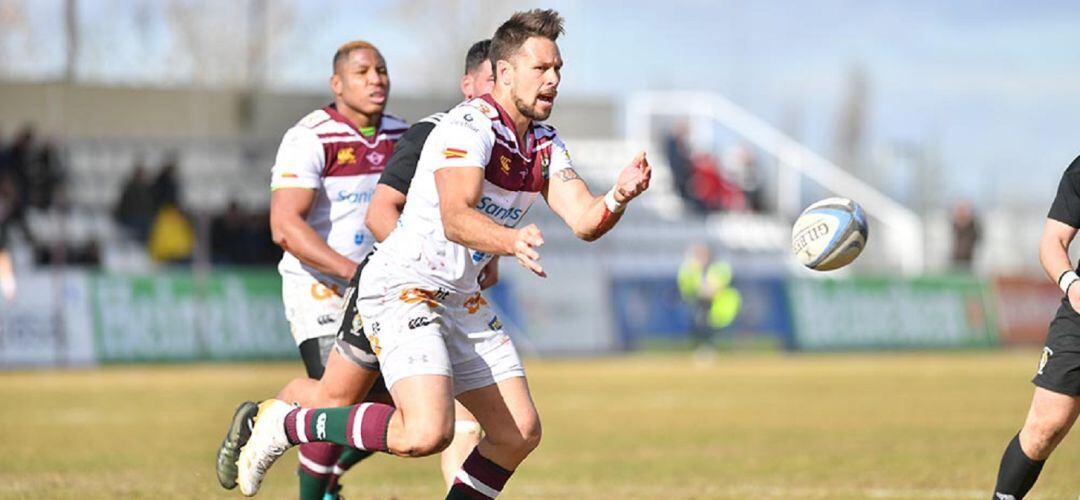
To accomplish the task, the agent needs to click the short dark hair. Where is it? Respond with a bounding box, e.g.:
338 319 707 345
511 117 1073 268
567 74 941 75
489 9 564 70
464 39 492 74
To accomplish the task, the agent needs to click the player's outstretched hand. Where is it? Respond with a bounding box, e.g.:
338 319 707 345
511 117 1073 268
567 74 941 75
514 224 546 278
614 151 652 203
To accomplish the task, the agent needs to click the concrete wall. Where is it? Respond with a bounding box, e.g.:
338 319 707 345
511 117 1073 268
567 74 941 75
0 83 618 140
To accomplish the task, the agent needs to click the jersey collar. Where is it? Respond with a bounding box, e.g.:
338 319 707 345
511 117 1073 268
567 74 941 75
479 94 535 159
324 103 382 139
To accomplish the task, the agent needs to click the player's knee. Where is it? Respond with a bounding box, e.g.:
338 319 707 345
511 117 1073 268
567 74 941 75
400 425 454 457
1023 416 1071 456
518 418 542 454
489 417 541 456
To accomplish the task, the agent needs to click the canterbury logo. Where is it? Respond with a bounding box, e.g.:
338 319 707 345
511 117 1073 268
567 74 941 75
337 147 357 165
464 293 487 314
399 288 444 308
315 413 327 440
500 155 512 173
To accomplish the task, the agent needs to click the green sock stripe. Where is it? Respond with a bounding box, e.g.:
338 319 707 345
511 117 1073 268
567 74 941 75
298 468 330 500
309 407 352 445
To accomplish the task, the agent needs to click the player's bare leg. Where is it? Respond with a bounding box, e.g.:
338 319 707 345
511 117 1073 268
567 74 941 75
448 376 541 498
994 387 1080 498
441 401 483 489
1019 387 1080 459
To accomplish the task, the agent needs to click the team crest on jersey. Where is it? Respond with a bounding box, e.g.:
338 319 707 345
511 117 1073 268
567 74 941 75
475 102 497 119
337 147 357 165
1038 346 1053 375
365 151 385 165
539 148 551 178
500 155 512 174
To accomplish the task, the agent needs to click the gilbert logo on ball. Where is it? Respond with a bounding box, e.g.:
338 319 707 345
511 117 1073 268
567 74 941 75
791 197 869 271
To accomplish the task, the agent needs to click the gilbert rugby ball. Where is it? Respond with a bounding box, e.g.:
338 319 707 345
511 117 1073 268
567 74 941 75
791 197 868 271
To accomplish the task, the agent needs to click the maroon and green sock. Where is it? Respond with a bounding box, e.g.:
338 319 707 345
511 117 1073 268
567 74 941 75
284 403 394 452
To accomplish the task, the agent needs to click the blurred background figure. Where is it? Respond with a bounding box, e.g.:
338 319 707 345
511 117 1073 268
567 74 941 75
0 175 18 300
663 122 703 214
951 199 981 271
113 159 156 243
678 242 741 359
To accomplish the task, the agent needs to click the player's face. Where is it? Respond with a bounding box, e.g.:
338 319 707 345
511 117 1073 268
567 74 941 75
461 61 495 100
332 48 390 117
508 37 562 121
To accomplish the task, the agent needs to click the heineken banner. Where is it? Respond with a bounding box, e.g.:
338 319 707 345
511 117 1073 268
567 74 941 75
787 276 998 350
89 270 295 362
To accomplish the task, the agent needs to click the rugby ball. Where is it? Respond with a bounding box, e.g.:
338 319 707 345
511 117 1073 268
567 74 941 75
791 197 868 271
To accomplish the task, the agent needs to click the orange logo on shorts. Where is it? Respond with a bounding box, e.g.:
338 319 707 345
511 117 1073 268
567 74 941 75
399 288 443 309
310 283 342 300
464 293 487 314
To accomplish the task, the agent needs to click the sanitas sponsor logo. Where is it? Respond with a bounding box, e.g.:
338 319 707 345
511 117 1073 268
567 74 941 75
337 189 373 204
477 196 523 222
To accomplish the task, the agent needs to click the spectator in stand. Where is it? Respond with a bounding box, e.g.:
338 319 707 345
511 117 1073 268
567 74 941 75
28 137 66 210
114 160 157 243
211 201 267 265
951 199 981 271
690 152 747 212
724 143 764 212
152 153 182 209
0 126 36 248
664 122 704 213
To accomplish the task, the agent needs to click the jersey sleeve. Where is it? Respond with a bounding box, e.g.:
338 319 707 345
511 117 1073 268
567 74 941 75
546 134 575 179
429 107 492 171
379 121 436 195
270 127 323 191
1048 156 1080 227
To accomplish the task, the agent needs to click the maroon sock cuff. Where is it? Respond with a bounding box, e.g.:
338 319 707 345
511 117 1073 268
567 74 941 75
284 408 302 445
461 447 513 491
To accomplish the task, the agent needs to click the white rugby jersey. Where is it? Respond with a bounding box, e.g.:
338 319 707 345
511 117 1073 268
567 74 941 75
270 105 409 290
375 95 574 293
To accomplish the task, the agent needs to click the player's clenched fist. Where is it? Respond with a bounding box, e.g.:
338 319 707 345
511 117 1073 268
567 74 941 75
514 223 546 277
613 151 652 203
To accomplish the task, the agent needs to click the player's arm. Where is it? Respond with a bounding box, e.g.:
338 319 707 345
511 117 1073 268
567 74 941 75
366 121 434 242
1043 160 1080 310
268 126 356 281
270 188 357 281
435 167 546 277
543 150 652 242
366 185 406 242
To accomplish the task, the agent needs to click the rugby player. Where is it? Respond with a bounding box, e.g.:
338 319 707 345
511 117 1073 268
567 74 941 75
214 39 408 498
217 41 498 497
234 9 652 498
993 155 1080 499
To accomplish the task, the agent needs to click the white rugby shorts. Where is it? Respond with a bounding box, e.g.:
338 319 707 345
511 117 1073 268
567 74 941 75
281 274 346 345
356 262 524 395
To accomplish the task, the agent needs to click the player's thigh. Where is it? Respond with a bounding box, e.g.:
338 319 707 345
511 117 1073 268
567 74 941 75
456 375 540 448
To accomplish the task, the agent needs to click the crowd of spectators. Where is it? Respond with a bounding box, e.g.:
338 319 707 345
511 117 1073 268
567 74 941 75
663 124 765 214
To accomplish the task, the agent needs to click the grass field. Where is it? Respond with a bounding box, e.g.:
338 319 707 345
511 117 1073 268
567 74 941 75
2 351 1078 499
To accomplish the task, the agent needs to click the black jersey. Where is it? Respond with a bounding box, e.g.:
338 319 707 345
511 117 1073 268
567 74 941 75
377 111 446 195
1048 156 1080 227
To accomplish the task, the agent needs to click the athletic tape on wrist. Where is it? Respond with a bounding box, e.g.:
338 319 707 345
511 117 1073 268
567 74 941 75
1059 270 1079 295
604 189 626 213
